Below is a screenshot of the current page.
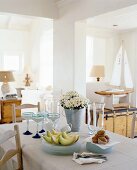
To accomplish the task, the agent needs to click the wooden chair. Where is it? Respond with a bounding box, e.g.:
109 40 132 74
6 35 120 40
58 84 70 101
12 102 40 123
131 112 137 139
0 125 23 170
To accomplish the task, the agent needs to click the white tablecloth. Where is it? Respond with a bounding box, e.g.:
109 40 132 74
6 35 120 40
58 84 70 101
1 122 137 170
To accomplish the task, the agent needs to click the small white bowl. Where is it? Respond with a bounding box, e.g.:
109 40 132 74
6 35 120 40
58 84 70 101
86 140 119 154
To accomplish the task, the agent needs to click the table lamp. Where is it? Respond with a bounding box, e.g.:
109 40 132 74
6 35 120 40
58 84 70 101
0 71 15 96
90 65 105 81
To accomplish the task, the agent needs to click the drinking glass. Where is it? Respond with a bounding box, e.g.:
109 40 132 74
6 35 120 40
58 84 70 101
32 113 44 138
45 98 60 130
39 111 48 133
87 102 105 135
47 113 60 129
22 112 33 135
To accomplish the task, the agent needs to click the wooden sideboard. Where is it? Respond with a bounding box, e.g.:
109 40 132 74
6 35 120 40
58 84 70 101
0 99 21 123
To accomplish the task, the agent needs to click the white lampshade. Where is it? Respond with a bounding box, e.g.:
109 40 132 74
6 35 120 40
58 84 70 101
0 71 15 96
90 65 105 81
0 71 15 83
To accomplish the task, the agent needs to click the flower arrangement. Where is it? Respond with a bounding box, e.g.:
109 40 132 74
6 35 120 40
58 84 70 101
60 91 89 110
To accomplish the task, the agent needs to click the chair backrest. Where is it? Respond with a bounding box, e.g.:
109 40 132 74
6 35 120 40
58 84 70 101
0 125 23 170
131 112 137 139
12 102 40 123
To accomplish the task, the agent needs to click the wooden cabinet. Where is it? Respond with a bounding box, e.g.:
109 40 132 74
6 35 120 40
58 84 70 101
0 99 21 123
86 108 137 137
98 112 137 137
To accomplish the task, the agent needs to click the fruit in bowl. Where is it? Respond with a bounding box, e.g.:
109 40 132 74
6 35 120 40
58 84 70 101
42 129 79 146
42 130 81 155
92 130 110 145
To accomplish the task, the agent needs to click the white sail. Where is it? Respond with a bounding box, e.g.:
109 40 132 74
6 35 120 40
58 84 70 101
110 44 133 88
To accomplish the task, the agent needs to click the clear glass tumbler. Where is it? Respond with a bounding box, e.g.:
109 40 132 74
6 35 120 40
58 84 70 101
87 102 105 134
45 98 60 130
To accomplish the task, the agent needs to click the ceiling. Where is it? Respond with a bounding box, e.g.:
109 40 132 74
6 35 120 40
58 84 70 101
87 4 137 32
0 13 53 31
1 3 137 32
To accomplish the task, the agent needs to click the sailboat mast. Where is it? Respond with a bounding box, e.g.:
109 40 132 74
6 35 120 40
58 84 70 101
120 40 125 88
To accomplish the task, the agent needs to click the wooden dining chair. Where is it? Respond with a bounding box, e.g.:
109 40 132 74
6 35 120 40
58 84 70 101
0 125 23 170
131 112 137 139
12 102 40 123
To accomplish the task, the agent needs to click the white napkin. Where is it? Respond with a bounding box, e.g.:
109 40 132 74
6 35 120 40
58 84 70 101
72 152 107 165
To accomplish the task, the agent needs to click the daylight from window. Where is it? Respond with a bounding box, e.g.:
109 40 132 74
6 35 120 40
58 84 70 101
86 36 93 82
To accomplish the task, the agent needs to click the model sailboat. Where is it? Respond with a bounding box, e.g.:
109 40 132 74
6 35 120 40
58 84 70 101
95 42 133 110
110 44 133 89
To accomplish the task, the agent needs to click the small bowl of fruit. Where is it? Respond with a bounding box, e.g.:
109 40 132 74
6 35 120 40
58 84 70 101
86 130 118 154
42 129 81 155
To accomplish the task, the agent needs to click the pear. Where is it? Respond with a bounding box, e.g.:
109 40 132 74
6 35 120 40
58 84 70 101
43 135 53 144
59 135 75 146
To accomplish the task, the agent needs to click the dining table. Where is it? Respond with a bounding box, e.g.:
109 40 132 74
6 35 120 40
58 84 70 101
1 121 137 170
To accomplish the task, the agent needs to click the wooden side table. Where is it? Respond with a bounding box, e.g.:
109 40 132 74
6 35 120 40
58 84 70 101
0 99 21 123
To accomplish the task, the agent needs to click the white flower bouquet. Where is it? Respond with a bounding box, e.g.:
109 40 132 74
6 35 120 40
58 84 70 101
60 91 89 110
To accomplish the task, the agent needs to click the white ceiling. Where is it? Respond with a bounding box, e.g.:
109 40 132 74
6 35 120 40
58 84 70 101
0 13 53 31
87 4 137 32
1 3 137 32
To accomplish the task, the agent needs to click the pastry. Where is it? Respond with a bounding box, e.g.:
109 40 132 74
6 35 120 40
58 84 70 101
92 130 110 144
98 136 108 144
92 136 98 143
105 135 110 142
97 130 105 136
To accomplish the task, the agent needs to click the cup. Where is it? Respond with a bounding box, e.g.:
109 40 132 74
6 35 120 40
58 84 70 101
44 120 54 131
61 123 72 133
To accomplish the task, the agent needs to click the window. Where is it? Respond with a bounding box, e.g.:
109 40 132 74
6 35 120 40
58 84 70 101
0 52 24 73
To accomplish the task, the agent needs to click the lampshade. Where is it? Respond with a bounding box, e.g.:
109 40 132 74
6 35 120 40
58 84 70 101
0 71 15 96
90 65 105 81
0 71 15 83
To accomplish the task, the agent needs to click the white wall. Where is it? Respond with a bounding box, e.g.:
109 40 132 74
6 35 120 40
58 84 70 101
53 19 75 92
74 22 86 95
86 26 137 106
120 30 137 105
0 0 137 97
54 0 137 96
0 29 30 87
86 27 120 82
0 18 53 89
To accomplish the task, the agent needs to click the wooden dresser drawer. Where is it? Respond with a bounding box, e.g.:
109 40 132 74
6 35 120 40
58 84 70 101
0 99 21 123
